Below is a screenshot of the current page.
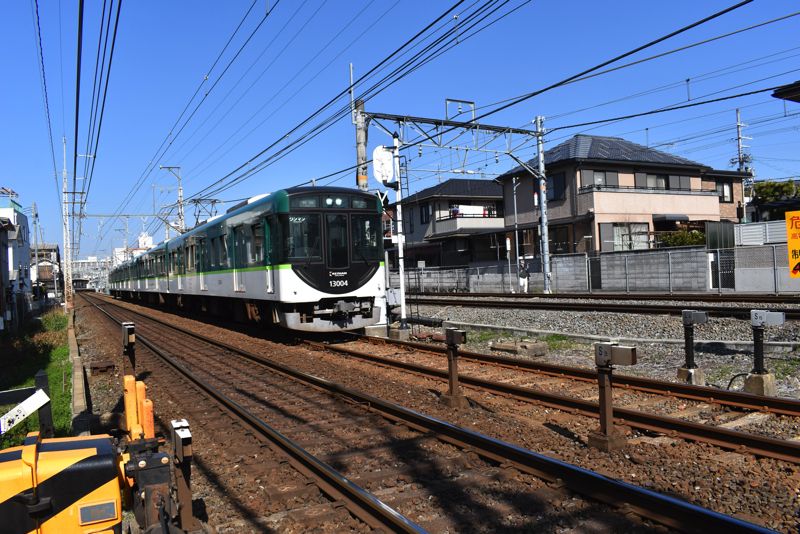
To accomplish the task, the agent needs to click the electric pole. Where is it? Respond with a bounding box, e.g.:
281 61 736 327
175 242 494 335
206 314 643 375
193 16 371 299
736 108 747 172
160 166 185 233
393 133 408 330
32 203 39 298
355 99 369 191
536 116 552 294
62 136 73 307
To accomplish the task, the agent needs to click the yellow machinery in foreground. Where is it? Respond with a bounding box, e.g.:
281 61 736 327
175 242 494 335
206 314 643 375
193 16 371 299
0 375 201 534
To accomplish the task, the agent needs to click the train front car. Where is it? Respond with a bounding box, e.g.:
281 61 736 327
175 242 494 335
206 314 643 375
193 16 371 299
273 187 385 332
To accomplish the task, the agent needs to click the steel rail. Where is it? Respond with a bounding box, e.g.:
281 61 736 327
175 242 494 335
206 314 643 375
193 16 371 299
406 296 800 320
81 294 424 533
410 291 800 303
84 294 775 532
360 335 800 417
308 339 800 466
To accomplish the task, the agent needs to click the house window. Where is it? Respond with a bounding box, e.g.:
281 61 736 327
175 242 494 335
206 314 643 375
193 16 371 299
580 169 618 188
420 202 430 224
668 175 692 191
646 174 667 189
614 223 649 250
547 172 566 201
716 179 733 203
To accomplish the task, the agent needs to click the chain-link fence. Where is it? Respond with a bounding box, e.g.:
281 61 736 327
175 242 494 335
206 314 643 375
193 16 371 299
390 244 800 294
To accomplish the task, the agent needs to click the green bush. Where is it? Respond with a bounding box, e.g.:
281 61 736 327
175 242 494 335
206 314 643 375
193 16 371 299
660 229 705 248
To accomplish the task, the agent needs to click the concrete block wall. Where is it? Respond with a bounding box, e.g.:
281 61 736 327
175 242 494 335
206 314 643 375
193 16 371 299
597 248 708 292
551 255 588 292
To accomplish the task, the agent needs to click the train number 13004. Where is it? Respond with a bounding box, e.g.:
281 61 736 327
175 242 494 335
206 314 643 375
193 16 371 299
329 279 349 288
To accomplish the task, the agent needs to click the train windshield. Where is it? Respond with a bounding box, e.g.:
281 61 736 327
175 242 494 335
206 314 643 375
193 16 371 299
351 214 382 261
284 214 321 260
326 214 349 268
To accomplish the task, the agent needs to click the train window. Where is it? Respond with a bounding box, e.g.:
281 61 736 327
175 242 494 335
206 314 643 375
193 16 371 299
351 197 369 209
219 236 228 267
351 214 382 261
326 214 349 268
283 214 321 261
291 195 319 208
324 196 348 208
252 224 264 264
209 238 217 267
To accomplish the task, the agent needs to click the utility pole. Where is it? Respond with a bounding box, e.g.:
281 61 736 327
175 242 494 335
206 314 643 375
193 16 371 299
393 133 408 330
736 108 747 172
355 99 369 191
62 136 73 307
535 116 552 294
32 203 39 299
160 166 185 233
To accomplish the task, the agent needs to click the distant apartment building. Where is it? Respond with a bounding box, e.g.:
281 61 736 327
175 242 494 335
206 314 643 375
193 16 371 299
497 135 748 255
0 188 32 330
391 179 507 266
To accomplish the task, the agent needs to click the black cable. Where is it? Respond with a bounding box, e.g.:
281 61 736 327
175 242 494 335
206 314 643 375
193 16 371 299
71 0 85 203
105 0 262 235
188 0 504 201
81 0 109 186
549 86 781 133
84 0 122 200
32 0 62 215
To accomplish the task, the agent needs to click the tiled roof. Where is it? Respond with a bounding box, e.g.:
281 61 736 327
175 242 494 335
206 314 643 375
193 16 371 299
401 178 501 204
499 134 707 179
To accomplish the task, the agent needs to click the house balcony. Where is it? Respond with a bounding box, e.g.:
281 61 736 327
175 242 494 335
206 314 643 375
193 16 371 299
576 184 721 220
425 214 506 240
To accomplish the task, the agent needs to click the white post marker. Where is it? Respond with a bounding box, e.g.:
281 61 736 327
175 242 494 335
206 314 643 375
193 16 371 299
0 389 50 435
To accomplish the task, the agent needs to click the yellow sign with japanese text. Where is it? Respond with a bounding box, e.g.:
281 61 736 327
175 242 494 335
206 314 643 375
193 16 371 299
786 210 800 278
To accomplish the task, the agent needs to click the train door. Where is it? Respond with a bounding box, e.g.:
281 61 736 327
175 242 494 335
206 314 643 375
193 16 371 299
176 247 183 291
264 217 275 294
325 213 349 270
232 226 245 292
198 238 207 291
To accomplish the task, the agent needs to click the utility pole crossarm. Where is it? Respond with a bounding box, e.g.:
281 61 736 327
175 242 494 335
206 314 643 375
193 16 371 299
365 111 538 136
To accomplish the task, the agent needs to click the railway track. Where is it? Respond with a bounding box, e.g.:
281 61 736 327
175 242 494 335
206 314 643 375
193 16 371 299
411 291 800 304
406 296 800 320
80 293 773 533
301 335 800 464
358 336 800 417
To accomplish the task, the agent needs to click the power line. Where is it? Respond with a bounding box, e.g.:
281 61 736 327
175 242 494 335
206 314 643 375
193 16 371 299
104 0 265 238
30 0 62 216
549 86 782 132
189 0 523 202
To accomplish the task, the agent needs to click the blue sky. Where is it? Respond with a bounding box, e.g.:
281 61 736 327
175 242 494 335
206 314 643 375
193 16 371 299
2 0 798 257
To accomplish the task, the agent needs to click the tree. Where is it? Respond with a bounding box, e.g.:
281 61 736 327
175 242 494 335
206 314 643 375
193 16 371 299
753 180 797 203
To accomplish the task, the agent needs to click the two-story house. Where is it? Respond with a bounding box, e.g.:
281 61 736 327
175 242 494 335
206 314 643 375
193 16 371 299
497 135 748 255
390 178 506 267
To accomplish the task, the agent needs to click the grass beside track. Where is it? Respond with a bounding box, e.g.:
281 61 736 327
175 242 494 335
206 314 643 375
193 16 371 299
0 310 72 448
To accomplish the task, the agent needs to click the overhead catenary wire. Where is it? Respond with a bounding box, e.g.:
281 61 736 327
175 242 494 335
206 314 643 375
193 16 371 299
30 0 63 216
186 0 525 203
103 0 265 243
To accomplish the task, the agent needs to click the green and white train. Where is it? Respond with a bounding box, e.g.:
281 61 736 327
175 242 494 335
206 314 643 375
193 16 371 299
109 186 386 332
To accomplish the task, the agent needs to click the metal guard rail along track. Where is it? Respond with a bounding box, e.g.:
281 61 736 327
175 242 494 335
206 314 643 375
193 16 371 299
362 336 800 417
410 291 800 304
406 296 800 320
83 294 774 533
311 337 800 465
